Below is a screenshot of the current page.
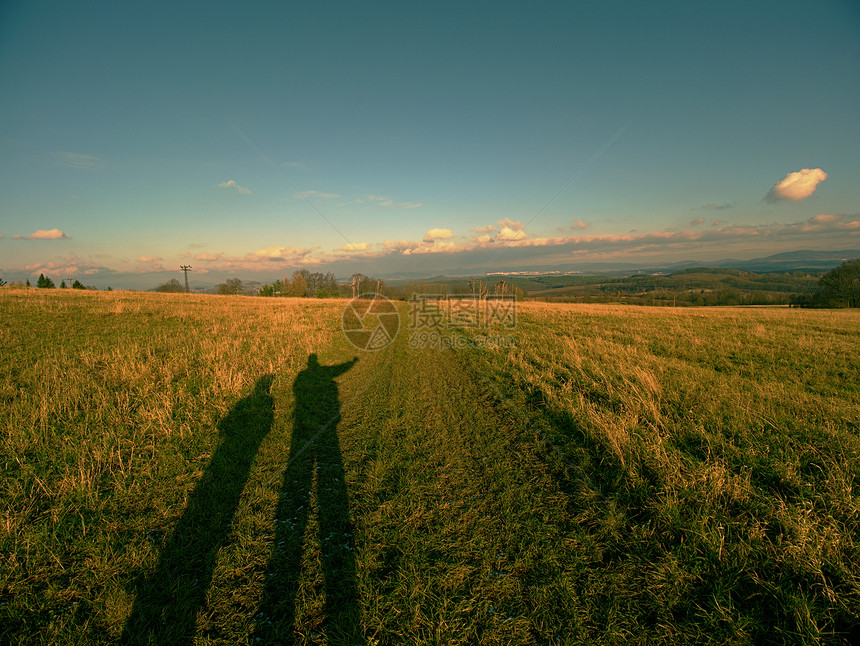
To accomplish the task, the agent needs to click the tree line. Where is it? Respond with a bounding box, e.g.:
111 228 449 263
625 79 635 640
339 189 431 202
153 271 524 300
257 270 342 297
156 271 380 297
9 274 95 289
791 259 860 308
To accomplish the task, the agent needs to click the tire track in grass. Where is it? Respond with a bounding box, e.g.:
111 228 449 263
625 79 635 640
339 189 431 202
332 323 587 644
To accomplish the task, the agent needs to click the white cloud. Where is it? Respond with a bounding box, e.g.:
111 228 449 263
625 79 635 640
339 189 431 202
219 180 252 195
766 168 827 202
471 224 496 233
496 226 528 241
497 218 525 230
137 256 163 263
572 219 590 229
423 228 454 242
474 234 493 243
17 228 70 240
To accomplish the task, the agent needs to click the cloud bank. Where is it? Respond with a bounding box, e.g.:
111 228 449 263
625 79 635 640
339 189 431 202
423 228 453 242
317 213 859 270
10 213 858 287
335 242 372 252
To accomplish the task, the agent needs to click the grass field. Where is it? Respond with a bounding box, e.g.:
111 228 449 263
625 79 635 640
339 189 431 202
1 289 859 644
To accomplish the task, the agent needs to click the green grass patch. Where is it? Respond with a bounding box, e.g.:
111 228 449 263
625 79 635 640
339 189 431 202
458 302 860 643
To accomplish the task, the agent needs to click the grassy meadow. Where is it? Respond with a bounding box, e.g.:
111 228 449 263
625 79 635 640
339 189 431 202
1 289 858 644
459 302 860 643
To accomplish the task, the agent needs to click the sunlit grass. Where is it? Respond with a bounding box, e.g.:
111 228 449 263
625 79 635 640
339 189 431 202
0 289 344 643
462 302 860 643
2 291 858 644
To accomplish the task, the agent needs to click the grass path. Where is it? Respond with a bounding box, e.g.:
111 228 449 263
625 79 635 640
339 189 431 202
336 325 583 644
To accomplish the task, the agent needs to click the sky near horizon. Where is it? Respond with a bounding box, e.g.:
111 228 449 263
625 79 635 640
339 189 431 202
1 0 859 288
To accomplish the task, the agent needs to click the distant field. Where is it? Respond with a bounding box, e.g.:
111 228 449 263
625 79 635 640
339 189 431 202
2 290 858 644
519 268 821 306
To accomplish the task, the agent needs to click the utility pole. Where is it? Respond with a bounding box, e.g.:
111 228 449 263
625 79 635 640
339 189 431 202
65 277 73 289
180 265 192 293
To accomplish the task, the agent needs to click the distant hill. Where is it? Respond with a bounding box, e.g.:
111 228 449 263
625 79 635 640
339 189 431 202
560 249 860 275
388 250 860 282
717 249 860 272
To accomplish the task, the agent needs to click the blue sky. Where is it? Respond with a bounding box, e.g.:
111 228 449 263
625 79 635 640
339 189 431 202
1 0 859 288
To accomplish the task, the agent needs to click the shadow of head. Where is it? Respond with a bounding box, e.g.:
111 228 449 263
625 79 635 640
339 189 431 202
217 374 276 436
255 373 275 392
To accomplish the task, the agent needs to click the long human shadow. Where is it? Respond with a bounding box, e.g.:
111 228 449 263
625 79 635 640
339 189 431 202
253 353 363 644
122 374 275 645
